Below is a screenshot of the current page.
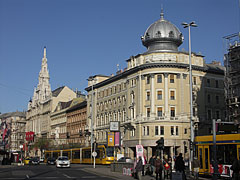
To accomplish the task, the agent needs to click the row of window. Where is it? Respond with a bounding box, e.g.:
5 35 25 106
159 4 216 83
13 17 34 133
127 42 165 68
131 126 188 136
207 94 220 104
97 83 127 99
146 107 176 117
146 90 175 100
206 78 221 88
96 110 127 127
97 96 127 112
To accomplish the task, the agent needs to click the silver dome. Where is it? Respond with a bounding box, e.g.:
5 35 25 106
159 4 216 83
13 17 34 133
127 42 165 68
142 11 183 53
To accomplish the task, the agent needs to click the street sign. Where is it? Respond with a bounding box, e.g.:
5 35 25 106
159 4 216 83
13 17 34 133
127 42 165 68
92 151 97 157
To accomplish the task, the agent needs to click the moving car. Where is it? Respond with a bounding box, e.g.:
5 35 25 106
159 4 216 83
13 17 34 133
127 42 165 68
56 156 70 168
31 157 40 165
47 157 56 165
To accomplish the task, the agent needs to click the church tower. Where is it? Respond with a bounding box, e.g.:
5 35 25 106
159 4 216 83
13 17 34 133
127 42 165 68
29 47 52 109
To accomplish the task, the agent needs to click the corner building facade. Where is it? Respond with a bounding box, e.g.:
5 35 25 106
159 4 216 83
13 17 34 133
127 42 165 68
86 13 225 160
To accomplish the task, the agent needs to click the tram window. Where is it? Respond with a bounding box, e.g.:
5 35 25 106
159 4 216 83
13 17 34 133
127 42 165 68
74 150 80 159
205 148 209 169
83 150 91 158
210 145 237 164
199 148 203 168
106 147 114 157
53 152 58 158
63 152 68 157
238 148 240 160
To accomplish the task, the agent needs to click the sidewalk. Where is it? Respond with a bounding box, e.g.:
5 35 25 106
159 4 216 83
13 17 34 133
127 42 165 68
82 165 211 180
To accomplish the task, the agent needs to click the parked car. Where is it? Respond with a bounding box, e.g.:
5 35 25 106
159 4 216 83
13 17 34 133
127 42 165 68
117 157 134 163
47 157 56 165
31 157 40 165
56 156 70 168
40 157 44 163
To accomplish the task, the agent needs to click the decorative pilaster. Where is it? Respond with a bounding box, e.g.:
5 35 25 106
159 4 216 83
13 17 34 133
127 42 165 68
150 74 155 116
164 73 169 117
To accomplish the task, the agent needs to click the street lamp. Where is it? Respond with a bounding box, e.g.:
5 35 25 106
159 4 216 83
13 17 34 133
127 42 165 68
88 76 95 166
181 21 197 172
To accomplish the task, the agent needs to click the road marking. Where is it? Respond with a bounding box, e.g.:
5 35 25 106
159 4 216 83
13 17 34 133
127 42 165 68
63 174 72 178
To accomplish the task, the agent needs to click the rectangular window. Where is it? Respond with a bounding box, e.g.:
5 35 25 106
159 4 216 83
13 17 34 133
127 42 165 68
143 126 149 136
155 126 159 135
208 110 212 120
170 74 174 83
193 77 197 85
216 96 219 104
157 107 163 117
171 126 174 135
160 126 164 135
184 128 187 134
170 107 175 117
207 79 210 87
146 91 150 101
146 76 150 84
176 126 179 135
157 75 162 83
170 91 175 100
207 94 211 103
147 108 150 117
216 80 219 88
216 110 220 119
157 90 162 100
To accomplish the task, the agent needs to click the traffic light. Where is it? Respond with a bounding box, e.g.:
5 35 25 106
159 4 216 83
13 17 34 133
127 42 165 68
156 137 164 150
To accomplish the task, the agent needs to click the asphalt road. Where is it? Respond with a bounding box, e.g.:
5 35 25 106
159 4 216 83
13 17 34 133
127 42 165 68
0 164 116 180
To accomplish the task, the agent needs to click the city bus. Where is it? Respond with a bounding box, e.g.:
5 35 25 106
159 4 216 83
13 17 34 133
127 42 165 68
195 133 240 178
44 144 114 165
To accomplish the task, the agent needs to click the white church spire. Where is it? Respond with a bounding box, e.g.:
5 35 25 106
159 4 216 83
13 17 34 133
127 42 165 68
29 47 52 107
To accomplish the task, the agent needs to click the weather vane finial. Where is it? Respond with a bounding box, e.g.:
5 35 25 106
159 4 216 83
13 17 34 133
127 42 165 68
160 4 164 20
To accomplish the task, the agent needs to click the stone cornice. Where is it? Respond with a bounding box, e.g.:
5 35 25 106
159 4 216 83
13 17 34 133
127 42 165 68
85 63 224 91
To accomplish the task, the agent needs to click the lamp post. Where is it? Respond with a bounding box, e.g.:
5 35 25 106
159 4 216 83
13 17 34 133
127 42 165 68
88 76 95 166
182 21 197 172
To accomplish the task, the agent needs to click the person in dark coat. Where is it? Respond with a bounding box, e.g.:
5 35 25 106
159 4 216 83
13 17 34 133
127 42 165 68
136 156 143 180
175 153 186 180
149 155 156 176
155 156 163 180
231 157 240 180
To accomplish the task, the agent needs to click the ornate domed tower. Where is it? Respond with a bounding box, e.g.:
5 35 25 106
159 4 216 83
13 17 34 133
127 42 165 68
141 10 183 54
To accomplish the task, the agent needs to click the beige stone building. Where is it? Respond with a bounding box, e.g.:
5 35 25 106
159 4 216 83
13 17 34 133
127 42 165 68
85 12 225 161
26 48 78 140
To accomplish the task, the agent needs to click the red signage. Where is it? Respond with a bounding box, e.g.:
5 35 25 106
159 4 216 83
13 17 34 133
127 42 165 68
26 131 34 141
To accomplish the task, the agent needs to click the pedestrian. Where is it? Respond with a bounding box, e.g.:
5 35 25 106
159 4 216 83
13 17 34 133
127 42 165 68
155 156 163 180
231 156 240 180
136 156 143 180
192 157 200 180
149 155 156 176
175 153 186 180
142 155 146 176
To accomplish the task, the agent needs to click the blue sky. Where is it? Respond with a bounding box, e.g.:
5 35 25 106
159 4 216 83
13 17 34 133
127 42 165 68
0 0 239 114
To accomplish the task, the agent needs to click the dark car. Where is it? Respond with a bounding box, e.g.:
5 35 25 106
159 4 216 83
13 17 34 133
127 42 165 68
47 157 56 165
31 157 40 165
117 157 133 163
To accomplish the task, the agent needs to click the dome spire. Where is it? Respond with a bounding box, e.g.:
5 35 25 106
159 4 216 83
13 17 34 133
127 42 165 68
160 5 164 20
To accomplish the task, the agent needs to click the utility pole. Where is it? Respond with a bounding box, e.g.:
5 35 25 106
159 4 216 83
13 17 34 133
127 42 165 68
182 21 197 172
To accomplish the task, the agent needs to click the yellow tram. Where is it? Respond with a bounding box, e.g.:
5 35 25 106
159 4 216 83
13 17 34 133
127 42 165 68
195 133 240 178
44 144 114 165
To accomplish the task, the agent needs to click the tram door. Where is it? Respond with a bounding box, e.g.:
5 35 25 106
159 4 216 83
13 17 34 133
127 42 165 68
237 145 240 160
198 145 210 174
